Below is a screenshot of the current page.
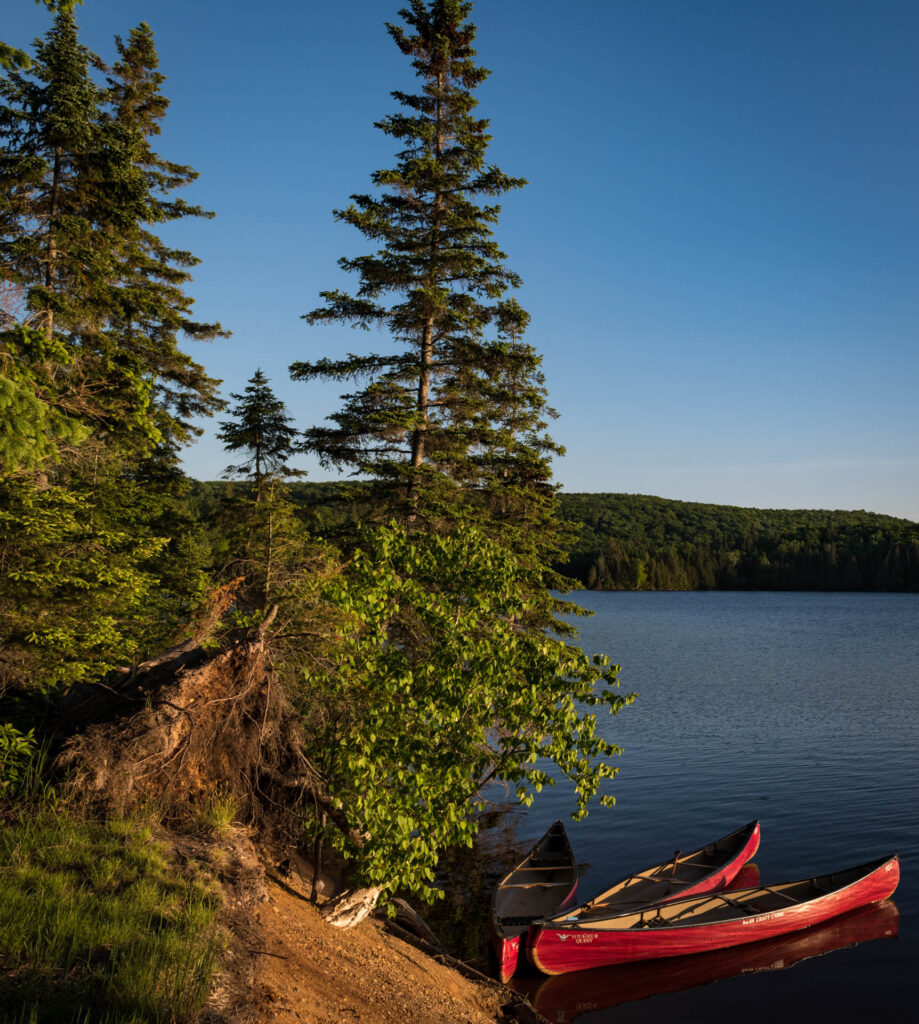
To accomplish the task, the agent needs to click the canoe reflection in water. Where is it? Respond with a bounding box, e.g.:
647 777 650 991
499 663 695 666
511 899 899 1023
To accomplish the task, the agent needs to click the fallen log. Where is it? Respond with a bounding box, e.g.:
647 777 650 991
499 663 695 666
388 898 444 951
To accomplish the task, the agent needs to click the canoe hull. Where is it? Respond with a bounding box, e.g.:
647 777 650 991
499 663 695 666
491 820 578 981
529 855 899 975
529 820 760 959
519 900 899 1021
492 932 521 984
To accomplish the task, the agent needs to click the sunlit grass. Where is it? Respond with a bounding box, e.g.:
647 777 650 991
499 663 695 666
0 806 225 1023
198 786 239 836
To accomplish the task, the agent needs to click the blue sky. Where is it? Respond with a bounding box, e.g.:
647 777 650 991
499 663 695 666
6 1 918 519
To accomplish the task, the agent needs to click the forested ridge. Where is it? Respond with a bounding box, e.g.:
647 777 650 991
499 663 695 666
556 492 919 591
191 483 919 592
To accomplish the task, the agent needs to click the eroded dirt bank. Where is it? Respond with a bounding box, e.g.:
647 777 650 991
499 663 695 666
241 878 506 1024
201 832 540 1024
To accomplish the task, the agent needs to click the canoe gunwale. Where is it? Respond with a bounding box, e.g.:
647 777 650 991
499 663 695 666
580 853 899 932
491 820 578 940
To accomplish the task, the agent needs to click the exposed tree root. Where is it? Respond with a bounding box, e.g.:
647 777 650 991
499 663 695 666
55 626 315 830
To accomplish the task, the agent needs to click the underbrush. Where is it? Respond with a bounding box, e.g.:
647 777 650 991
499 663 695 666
0 805 225 1023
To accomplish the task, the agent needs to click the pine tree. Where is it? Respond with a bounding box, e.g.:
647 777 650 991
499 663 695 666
285 4 633 911
98 21 223 452
0 8 222 463
217 370 308 611
291 0 566 569
218 369 303 498
0 5 223 688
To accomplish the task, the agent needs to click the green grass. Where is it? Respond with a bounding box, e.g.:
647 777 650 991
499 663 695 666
198 787 239 836
0 806 225 1023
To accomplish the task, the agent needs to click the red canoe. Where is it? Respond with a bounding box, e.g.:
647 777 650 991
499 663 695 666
528 853 899 975
518 899 899 1021
723 860 761 892
490 820 577 982
531 819 760 944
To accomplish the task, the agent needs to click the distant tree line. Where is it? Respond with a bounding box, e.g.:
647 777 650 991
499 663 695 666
555 493 919 592
189 485 919 593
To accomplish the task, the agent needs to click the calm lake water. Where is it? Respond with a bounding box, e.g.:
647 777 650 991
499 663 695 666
508 591 919 1022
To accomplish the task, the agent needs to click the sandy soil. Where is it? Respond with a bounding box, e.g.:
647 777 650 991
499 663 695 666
246 878 507 1024
198 831 524 1024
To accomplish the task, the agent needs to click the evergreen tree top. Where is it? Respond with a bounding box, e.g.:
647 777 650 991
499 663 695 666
218 369 304 487
387 1 486 89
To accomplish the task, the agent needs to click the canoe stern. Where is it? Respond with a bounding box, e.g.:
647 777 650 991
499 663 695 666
493 932 521 983
669 819 762 902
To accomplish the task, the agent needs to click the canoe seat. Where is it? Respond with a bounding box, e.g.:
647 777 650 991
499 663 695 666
637 915 670 928
760 886 799 904
717 895 757 914
635 907 669 928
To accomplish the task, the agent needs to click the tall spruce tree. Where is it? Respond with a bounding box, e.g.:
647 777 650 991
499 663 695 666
291 0 567 571
285 2 634 916
0 7 221 460
99 21 223 452
0 4 223 688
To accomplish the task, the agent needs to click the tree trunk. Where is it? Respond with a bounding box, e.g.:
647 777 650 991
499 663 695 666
44 147 61 343
407 70 445 509
264 479 275 605
409 317 434 478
